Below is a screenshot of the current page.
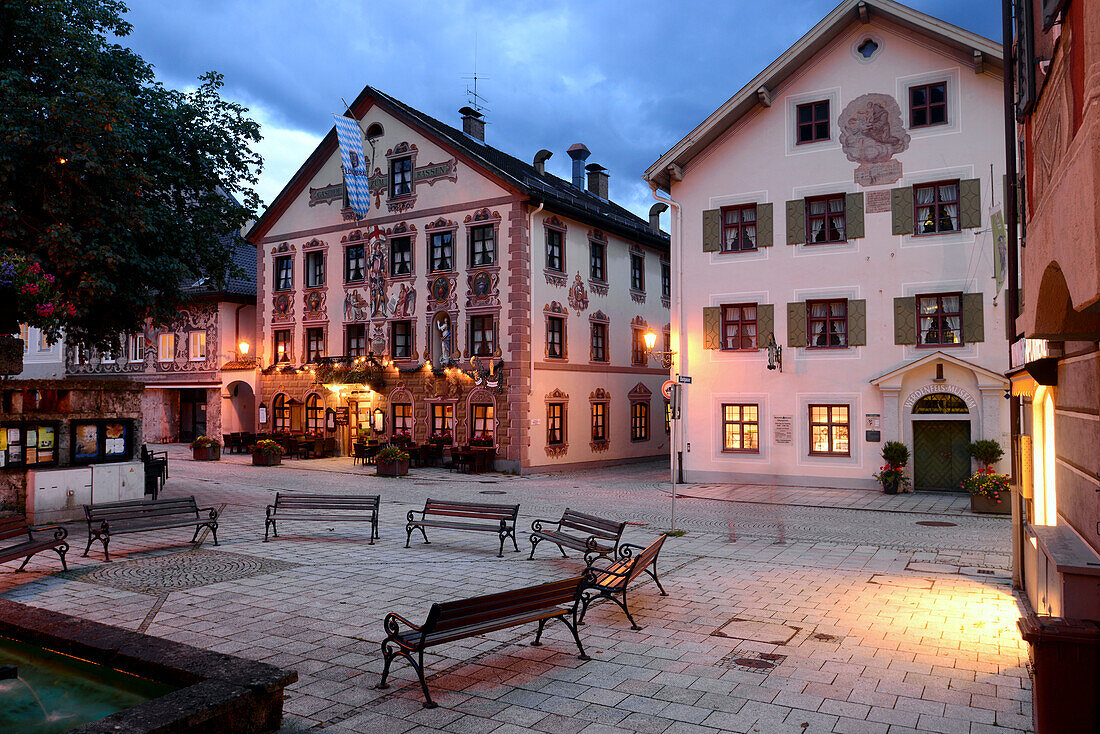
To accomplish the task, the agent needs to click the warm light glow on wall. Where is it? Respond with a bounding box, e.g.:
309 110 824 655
238 341 250 355
644 330 657 350
1032 387 1058 526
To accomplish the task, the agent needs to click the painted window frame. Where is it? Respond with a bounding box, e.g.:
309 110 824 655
547 402 565 445
909 81 948 128
346 324 367 356
805 194 847 244
469 314 495 357
591 400 608 442
157 332 175 362
389 155 413 198
916 292 964 346
808 404 850 457
274 255 293 292
188 331 206 362
590 321 608 363
391 320 413 360
305 250 325 288
273 329 292 362
468 224 496 268
305 327 325 362
720 203 759 253
630 401 650 442
631 327 648 366
546 315 565 360
546 228 564 272
390 235 413 276
345 243 365 283
721 403 760 453
721 303 759 351
630 253 645 291
428 231 454 273
589 240 606 282
796 100 830 144
806 298 848 349
471 403 494 440
913 180 961 235
392 403 413 436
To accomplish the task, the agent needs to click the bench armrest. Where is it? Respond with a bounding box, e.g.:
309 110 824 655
265 505 276 518
197 507 219 521
616 543 648 560
382 612 425 648
530 518 561 533
29 525 68 542
406 509 424 523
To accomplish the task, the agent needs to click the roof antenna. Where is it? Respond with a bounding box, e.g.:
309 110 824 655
461 33 490 114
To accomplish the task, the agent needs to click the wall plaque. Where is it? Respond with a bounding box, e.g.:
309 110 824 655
774 415 793 445
335 407 350 426
865 189 891 213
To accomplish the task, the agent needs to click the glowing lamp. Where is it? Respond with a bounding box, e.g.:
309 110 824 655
238 341 250 355
644 331 658 351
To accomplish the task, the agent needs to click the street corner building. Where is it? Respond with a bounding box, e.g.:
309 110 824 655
646 0 1011 489
246 87 671 473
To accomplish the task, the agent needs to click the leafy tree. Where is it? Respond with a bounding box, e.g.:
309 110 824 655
0 0 262 348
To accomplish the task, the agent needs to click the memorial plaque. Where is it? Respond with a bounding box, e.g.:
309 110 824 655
774 415 793 445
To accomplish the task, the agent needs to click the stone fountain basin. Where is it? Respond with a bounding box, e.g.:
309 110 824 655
0 599 297 734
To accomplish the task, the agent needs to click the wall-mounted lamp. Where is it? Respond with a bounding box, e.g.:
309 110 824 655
373 408 385 433
766 333 782 372
644 330 676 369
238 341 250 357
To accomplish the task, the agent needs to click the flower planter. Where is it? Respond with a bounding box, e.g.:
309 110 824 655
376 459 409 477
881 475 899 495
970 491 1010 515
252 453 282 467
192 445 221 462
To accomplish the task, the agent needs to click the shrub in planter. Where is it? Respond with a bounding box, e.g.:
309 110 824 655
428 431 453 445
873 441 911 494
376 446 410 477
968 439 1004 468
962 466 1011 514
470 433 494 447
250 439 285 466
190 435 221 461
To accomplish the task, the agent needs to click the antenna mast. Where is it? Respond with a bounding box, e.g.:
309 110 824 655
462 34 490 113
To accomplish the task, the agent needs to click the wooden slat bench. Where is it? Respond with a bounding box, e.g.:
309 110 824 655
579 534 668 630
528 508 625 562
0 516 68 572
405 499 519 558
376 576 589 707
83 497 219 561
264 493 379 543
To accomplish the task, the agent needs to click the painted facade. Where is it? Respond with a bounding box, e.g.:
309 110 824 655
646 0 1009 489
247 87 669 471
13 324 64 379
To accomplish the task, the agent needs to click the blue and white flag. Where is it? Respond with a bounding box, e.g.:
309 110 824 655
332 113 370 218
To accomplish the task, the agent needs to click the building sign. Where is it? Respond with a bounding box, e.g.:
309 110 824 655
912 393 970 414
367 158 458 192
309 182 345 207
1010 337 1064 370
774 415 793 444
335 407 350 426
865 413 881 430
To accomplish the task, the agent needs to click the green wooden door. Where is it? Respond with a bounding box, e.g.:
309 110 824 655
913 421 971 491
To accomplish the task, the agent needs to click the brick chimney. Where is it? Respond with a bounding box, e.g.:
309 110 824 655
459 106 484 141
533 149 553 175
585 163 609 199
649 203 668 233
566 143 590 188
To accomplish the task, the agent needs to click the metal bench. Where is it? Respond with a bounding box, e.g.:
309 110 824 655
83 496 219 561
376 576 589 707
405 499 519 558
264 493 379 543
0 516 68 571
579 534 668 630
528 508 625 562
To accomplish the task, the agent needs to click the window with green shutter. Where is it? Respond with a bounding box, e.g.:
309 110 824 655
959 178 982 229
891 187 914 235
961 292 985 342
757 203 774 247
702 210 721 252
785 199 806 245
894 296 917 345
848 299 867 346
786 302 807 347
845 193 865 239
757 304 775 345
702 306 721 349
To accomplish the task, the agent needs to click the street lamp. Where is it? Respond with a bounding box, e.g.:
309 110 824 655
766 333 782 372
644 330 676 369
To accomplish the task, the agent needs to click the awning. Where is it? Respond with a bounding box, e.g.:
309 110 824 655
1009 370 1038 399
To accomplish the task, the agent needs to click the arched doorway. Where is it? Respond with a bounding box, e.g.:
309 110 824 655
911 393 971 491
224 381 256 434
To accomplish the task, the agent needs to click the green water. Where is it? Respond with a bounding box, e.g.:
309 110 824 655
0 636 176 734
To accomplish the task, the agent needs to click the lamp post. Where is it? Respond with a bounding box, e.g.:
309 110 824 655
645 329 680 530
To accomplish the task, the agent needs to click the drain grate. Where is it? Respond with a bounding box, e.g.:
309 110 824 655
718 651 787 673
916 521 957 527
479 490 507 495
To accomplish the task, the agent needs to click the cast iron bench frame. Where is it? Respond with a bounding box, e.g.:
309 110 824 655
0 516 68 571
528 508 626 562
405 499 519 558
579 534 668 630
376 576 589 707
83 496 219 561
264 493 380 543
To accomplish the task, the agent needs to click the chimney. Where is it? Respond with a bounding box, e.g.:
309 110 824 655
533 149 553 175
649 202 668 233
566 143 590 188
585 163 609 199
459 106 484 141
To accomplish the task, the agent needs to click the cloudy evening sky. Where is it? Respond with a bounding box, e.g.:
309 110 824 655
121 0 1003 223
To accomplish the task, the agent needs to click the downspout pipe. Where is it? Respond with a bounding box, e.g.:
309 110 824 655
527 200 544 399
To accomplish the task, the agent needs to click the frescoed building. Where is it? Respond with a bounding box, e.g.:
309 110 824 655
246 86 670 472
645 0 1010 489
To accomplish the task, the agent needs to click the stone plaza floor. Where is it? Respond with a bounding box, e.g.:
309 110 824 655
1 447 1032 733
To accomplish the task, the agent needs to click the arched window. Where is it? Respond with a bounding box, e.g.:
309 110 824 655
911 393 969 414
305 394 324 435
273 394 290 432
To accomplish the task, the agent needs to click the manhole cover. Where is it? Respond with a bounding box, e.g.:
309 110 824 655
713 618 801 645
718 651 787 673
479 490 507 495
916 521 957 527
65 549 298 595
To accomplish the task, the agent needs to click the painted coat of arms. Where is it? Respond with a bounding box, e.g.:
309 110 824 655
838 93 910 185
568 273 589 315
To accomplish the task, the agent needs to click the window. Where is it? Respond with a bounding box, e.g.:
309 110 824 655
661 262 671 299
910 82 947 128
17 325 28 352
722 404 759 452
471 404 494 440
631 402 649 441
274 329 291 362
273 394 290 432
346 324 366 356
546 229 563 271
590 322 607 362
547 402 564 445
188 331 206 361
158 333 175 362
392 403 412 436
917 293 962 345
807 299 848 348
469 225 495 267
796 100 830 143
914 181 960 234
274 256 292 291
306 327 325 362
305 251 325 288
391 320 412 359
470 315 494 357
345 244 365 282
101 347 115 364
429 231 453 272
591 402 607 442
590 241 606 281
129 334 145 362
631 328 647 366
305 394 323 435
547 316 564 359
630 253 645 291
722 304 758 350
390 156 413 198
721 204 758 252
806 195 846 243
390 236 412 276
809 404 850 456
431 403 453 437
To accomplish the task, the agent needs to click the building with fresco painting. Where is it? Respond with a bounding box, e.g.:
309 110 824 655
246 86 670 472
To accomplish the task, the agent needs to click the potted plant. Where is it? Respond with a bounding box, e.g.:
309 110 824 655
964 439 1009 513
428 430 452 446
250 439 285 467
873 441 910 494
968 439 1004 469
376 446 410 477
470 433 493 448
190 435 221 461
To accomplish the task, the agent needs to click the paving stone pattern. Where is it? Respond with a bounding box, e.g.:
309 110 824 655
0 446 1032 733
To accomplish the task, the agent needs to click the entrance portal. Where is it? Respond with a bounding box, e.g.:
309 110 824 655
913 420 971 491
179 388 208 443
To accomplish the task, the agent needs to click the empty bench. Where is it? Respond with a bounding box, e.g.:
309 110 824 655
579 534 668 630
376 576 589 707
0 516 68 572
529 508 625 562
265 493 380 543
83 497 219 561
405 499 519 558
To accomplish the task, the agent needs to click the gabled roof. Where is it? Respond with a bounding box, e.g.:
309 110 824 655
644 0 1003 191
248 85 668 252
182 233 257 301
870 350 1008 387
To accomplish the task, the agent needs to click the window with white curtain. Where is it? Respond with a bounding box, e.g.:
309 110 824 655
917 293 962 345
914 181 959 234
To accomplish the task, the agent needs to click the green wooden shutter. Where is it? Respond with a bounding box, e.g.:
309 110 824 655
848 299 867 346
894 296 917 345
891 187 914 235
757 304 774 346
756 203 774 247
702 209 721 252
959 178 982 229
785 199 806 245
787 302 807 347
703 306 721 349
845 193 865 239
962 292 985 343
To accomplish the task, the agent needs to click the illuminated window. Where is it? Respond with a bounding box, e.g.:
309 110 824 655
392 403 412 436
547 402 565 445
809 404 849 456
189 331 206 361
431 403 453 437
631 401 649 441
158 333 175 362
722 404 759 452
273 394 290 432
591 401 607 442
471 404 494 439
305 394 323 434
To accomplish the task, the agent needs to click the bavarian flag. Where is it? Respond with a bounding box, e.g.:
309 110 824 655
333 113 371 218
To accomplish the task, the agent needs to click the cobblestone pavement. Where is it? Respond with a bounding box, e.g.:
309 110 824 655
1 448 1031 733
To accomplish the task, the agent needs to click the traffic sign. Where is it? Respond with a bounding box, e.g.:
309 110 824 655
677 375 692 384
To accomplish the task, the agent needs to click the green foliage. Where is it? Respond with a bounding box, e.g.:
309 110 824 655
189 435 220 450
967 440 1004 467
377 446 410 462
881 441 910 467
250 439 285 457
0 0 262 347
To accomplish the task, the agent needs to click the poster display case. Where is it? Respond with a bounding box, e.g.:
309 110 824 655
0 422 60 468
70 419 135 465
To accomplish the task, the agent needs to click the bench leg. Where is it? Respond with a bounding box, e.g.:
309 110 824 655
616 588 642 631
370 516 378 544
17 553 32 571
532 619 547 646
82 533 95 558
56 543 68 571
647 565 667 596
209 523 219 547
264 519 272 542
101 536 111 563
376 641 396 689
527 535 540 560
556 614 590 661
558 543 568 558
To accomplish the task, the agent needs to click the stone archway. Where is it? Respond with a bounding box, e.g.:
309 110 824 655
224 381 256 434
